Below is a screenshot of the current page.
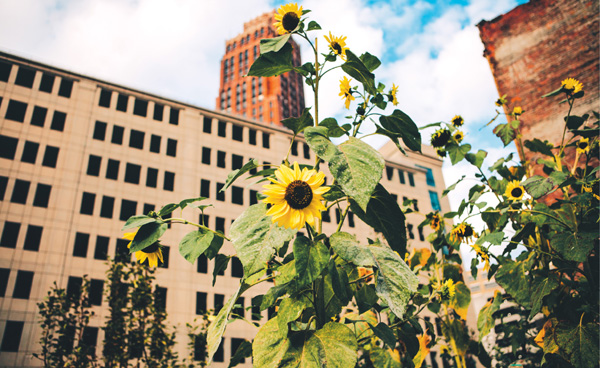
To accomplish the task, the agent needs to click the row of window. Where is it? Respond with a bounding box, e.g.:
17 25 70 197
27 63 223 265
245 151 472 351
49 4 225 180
406 223 426 242
86 155 175 190
97 88 180 124
199 179 258 206
2 98 67 131
0 268 34 299
0 222 42 251
92 121 178 156
0 177 52 208
0 60 74 98
385 166 416 187
202 116 271 148
0 134 59 167
80 193 142 221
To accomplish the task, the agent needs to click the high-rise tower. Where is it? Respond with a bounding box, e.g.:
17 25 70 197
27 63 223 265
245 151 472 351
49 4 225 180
216 12 305 125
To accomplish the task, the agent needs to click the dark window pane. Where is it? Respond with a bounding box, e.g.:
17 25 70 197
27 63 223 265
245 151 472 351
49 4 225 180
94 236 109 260
203 116 212 133
217 151 226 168
13 270 34 299
232 124 243 141
231 338 246 362
0 135 18 159
0 60 12 82
398 170 405 184
249 129 257 145
202 147 211 165
1 321 24 352
66 276 83 300
116 93 128 112
231 257 243 278
89 279 103 305
303 143 310 159
87 155 101 176
120 199 137 221
133 98 148 117
166 139 177 157
111 125 124 144
82 327 98 355
232 186 243 205
129 130 145 149
153 103 164 121
196 292 207 314
33 183 51 208
146 168 158 188
407 224 414 239
150 135 161 153
73 232 89 257
214 294 224 315
200 179 210 198
93 121 107 140
216 183 225 201
197 254 207 273
348 212 355 228
0 269 9 297
11 179 30 204
115 239 130 263
80 192 96 215
15 66 35 88
252 303 261 321
291 141 298 156
194 334 207 361
233 297 244 318
50 111 66 131
106 159 120 180
154 286 167 310
30 106 47 127
322 209 331 223
98 89 111 107
39 73 55 93
143 203 155 215
429 191 441 212
159 246 170 268
42 146 59 168
58 78 73 98
23 225 42 251
408 172 415 187
249 190 258 205
169 108 180 125
213 340 224 362
5 100 27 122
124 163 141 184
232 154 243 170
21 141 39 164
100 196 115 218
218 121 226 137
1 222 20 248
0 176 6 200
262 132 270 148
164 171 175 191
216 217 225 233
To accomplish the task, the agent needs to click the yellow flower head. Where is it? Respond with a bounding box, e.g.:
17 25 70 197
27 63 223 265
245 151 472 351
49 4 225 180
513 106 523 116
339 76 355 109
576 137 590 154
453 130 464 143
472 244 490 271
451 115 464 127
388 83 399 106
561 78 583 95
505 180 525 201
324 32 349 61
450 222 476 244
430 128 451 148
430 212 442 231
273 3 303 35
263 162 330 230
495 95 507 107
439 279 456 300
123 231 164 268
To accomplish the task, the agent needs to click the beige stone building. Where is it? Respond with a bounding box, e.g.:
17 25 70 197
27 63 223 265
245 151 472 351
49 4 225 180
0 51 450 367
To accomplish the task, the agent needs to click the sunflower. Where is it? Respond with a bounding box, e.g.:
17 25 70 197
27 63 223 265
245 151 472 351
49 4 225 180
453 130 464 143
450 222 476 244
263 162 329 230
123 231 164 267
430 212 442 231
513 106 523 116
576 137 590 154
436 148 447 158
472 244 490 271
339 76 355 109
451 115 464 127
430 128 451 148
324 32 349 61
505 180 525 201
439 279 456 301
495 95 507 107
388 83 399 106
273 3 303 35
561 78 583 95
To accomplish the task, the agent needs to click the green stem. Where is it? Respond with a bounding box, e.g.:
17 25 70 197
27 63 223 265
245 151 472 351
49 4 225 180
165 218 231 241
559 99 574 156
335 204 350 232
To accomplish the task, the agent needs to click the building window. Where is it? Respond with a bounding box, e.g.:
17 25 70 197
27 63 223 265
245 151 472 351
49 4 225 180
217 151 226 168
232 125 243 142
231 338 246 362
418 227 425 241
408 172 415 187
348 212 355 228
0 60 12 82
213 340 224 363
232 186 243 205
153 103 164 121
166 139 177 157
214 294 225 315
111 125 124 145
386 166 394 180
133 98 148 117
303 143 311 159
50 111 66 131
94 236 109 260
33 183 51 208
23 225 42 251
85 155 101 177
233 297 245 318
13 270 34 299
150 135 161 153
153 286 167 311
398 170 406 184
11 179 30 204
31 106 47 127
0 269 9 297
100 196 115 218
116 93 128 112
407 224 415 239
169 108 180 125
143 203 155 215
216 217 225 233
232 154 243 170
203 116 212 133
158 246 170 268
1 222 20 248
21 141 39 164
15 66 35 88
216 183 225 201
98 88 112 107
164 171 175 191
291 141 298 156
249 129 257 145
202 147 211 165
73 232 89 257
42 146 59 168
429 191 441 212
0 135 18 159
262 132 270 148
218 121 226 137
0 176 6 200
249 190 258 205
231 257 243 278
124 163 141 184
39 73 55 93
200 179 210 198
252 303 261 321
82 327 99 355
5 100 27 122
80 192 96 215
89 279 103 306
146 168 158 188
115 239 130 263
196 292 207 314
197 254 208 273
1 321 24 352
120 199 137 221
106 159 120 180
58 78 73 98
322 209 331 223
129 130 145 149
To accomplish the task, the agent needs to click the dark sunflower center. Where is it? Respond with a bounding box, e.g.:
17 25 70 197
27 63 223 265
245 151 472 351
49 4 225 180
142 242 160 254
431 130 451 148
578 142 588 149
332 42 342 55
282 12 299 32
462 226 473 238
285 180 313 209
511 187 523 198
453 118 463 126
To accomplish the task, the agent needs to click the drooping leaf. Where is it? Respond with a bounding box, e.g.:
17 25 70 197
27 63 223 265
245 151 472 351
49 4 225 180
378 110 422 152
449 282 471 320
341 50 376 95
207 284 245 364
221 159 260 192
129 222 168 253
369 323 397 349
523 172 568 199
524 139 555 156
179 229 224 264
412 334 432 368
212 254 230 286
446 143 471 165
230 204 296 277
122 215 157 231
281 108 314 135
529 273 559 319
493 120 519 146
319 118 348 138
359 52 381 72
475 231 504 246
293 236 329 286
277 296 309 338
259 34 291 53
565 114 588 130
178 196 207 210
465 150 488 169
306 20 321 31
328 260 351 305
158 203 179 217
442 175 466 197
304 126 338 161
322 184 346 201
477 291 502 341
248 42 294 77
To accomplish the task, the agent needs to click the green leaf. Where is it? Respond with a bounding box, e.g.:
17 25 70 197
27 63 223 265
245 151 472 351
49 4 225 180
475 231 504 246
349 184 407 256
260 284 289 310
477 291 502 341
229 340 252 368
369 348 402 368
230 203 296 277
370 94 387 110
529 273 559 319
523 172 568 199
178 197 207 210
207 284 245 364
378 110 422 152
277 296 308 338
306 20 321 31
446 143 471 165
129 222 167 253
465 150 488 169
295 62 316 77
319 118 347 138
259 34 290 54
221 159 260 192
443 175 466 197
304 126 338 161
330 137 385 211
369 322 397 349
212 254 230 286
328 260 351 305
253 318 291 368
356 284 378 313
375 127 406 155
341 50 377 95
281 108 314 135
121 215 157 231
565 114 588 130
524 139 554 156
322 184 346 201
541 86 563 98
178 229 224 264
158 203 179 217
248 43 294 77
449 282 471 320
495 254 535 308
550 231 596 262
293 237 329 286
493 120 520 146
552 320 599 368
359 52 381 72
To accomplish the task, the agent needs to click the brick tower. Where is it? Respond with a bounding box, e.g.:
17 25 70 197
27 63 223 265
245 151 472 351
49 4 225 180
216 12 305 126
